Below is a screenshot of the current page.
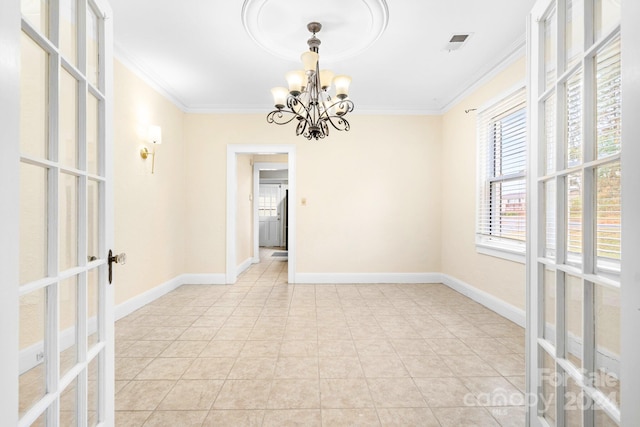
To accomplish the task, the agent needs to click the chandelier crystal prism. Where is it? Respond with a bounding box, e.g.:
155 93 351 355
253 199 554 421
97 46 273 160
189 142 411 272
267 22 354 140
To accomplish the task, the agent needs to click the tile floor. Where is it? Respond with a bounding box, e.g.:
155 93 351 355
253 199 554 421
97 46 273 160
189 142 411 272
115 248 526 426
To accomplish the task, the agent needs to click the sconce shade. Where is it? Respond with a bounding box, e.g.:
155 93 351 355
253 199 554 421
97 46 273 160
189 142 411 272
149 125 162 144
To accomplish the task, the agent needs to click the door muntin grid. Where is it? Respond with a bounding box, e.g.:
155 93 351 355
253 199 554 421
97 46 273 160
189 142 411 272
18 0 110 425
530 0 621 425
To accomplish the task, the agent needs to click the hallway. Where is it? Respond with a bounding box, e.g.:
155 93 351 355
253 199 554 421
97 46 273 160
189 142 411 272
114 251 525 426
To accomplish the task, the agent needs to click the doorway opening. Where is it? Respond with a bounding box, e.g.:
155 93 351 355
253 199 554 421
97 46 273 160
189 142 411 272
226 145 296 284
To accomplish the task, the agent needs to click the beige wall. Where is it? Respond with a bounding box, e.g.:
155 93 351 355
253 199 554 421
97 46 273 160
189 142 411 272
113 60 187 305
184 113 443 275
236 154 254 266
440 57 527 310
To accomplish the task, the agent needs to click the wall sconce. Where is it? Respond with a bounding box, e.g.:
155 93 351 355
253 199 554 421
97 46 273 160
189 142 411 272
140 125 162 174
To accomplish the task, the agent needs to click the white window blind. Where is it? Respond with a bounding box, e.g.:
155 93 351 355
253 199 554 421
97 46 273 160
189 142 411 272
477 87 527 255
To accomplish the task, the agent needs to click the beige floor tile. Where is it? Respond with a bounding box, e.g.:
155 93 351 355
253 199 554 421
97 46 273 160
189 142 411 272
202 409 264 426
267 379 320 409
484 353 526 376
366 378 426 408
182 357 235 379
376 407 441 427
192 315 228 328
114 410 151 426
199 340 245 357
177 326 218 341
462 376 524 407
274 357 319 379
279 340 318 357
240 340 281 357
318 340 358 357
359 356 409 378
414 377 475 407
321 408 381 426
118 341 171 358
214 326 252 340
401 355 455 378
142 326 188 341
115 380 176 411
158 340 208 358
320 379 374 408
115 358 154 380
488 406 526 427
142 410 207 426
460 337 514 356
262 409 321 427
228 357 277 379
135 357 193 380
478 322 525 338
319 357 364 379
432 407 501 427
213 379 272 409
157 379 223 410
506 376 526 393
443 354 501 377
390 339 436 356
426 338 475 355
354 339 397 357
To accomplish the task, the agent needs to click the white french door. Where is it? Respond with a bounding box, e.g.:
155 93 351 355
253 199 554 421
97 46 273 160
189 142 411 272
527 0 639 425
1 0 114 425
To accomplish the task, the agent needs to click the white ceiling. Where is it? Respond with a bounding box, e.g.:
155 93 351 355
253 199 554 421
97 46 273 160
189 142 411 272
109 0 536 114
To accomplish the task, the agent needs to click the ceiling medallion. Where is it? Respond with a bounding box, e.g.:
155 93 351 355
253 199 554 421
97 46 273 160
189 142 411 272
241 0 389 62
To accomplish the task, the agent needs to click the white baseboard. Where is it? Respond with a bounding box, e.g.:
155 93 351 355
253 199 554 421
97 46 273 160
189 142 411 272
441 273 526 328
179 273 227 285
295 272 443 284
236 257 254 277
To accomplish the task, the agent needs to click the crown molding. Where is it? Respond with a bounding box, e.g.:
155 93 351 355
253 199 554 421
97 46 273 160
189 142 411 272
114 42 189 112
115 34 526 117
439 34 527 114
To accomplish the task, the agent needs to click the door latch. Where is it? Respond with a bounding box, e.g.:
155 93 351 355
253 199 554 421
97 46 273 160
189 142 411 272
108 250 126 284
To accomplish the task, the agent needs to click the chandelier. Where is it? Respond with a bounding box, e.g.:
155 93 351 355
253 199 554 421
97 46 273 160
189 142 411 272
267 22 354 140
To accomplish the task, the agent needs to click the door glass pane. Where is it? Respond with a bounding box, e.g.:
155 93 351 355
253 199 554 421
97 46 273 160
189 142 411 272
566 0 584 70
60 69 78 169
88 268 99 349
60 376 78 426
565 274 583 368
596 162 621 268
19 288 47 417
544 180 556 259
567 172 583 264
88 179 100 260
566 70 583 168
60 173 78 271
21 0 49 36
87 7 100 88
20 164 48 285
544 10 556 91
87 93 100 175
540 350 557 426
88 356 100 426
20 33 49 160
594 0 621 41
59 0 78 65
565 375 584 426
596 38 621 159
544 94 556 174
594 283 620 407
543 267 557 343
595 404 619 427
60 276 78 377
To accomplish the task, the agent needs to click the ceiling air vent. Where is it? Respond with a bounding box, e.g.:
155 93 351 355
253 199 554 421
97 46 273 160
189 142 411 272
444 33 472 52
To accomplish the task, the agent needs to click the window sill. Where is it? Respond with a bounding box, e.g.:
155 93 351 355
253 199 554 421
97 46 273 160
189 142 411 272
476 241 526 264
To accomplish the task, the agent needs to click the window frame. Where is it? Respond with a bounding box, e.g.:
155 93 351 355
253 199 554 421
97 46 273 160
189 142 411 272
476 83 528 263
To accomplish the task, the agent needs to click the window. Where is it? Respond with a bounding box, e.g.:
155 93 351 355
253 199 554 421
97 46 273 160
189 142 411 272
476 87 527 260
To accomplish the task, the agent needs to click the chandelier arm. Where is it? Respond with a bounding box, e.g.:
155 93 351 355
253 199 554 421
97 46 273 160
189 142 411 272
266 109 304 126
323 115 351 132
